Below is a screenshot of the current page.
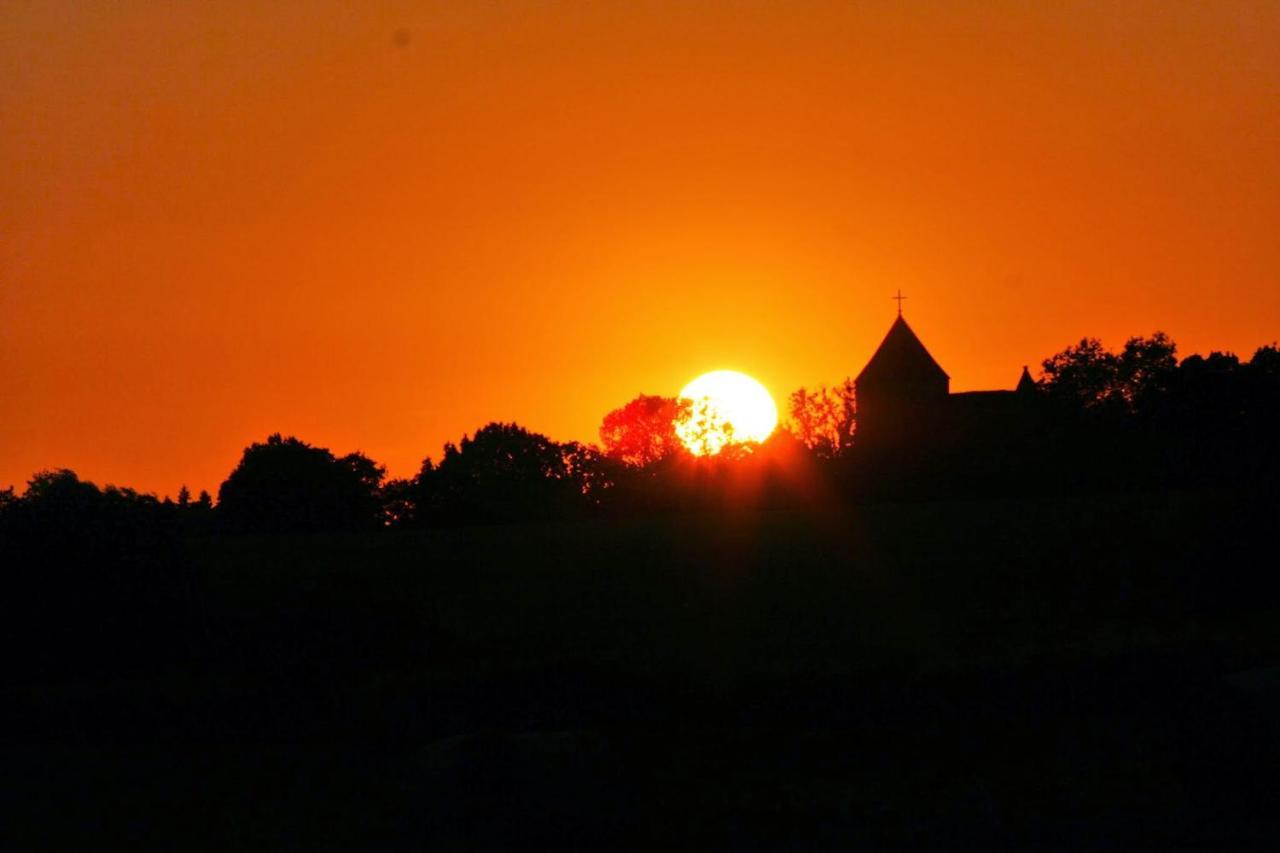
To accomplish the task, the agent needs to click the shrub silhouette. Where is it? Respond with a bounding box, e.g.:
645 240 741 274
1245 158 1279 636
217 434 385 533
599 394 689 467
1039 332 1177 415
788 378 857 458
416 422 596 525
0 469 188 680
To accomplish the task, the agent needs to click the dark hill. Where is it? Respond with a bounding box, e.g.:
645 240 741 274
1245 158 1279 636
4 492 1280 848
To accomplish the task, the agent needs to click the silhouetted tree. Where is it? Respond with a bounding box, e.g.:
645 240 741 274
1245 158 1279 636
674 397 735 457
1243 344 1280 449
1167 351 1242 422
599 395 689 467
788 378 856 457
0 469 188 680
560 440 617 506
1118 332 1178 412
1250 343 1280 377
1039 337 1121 411
1247 345 1280 428
216 434 386 533
378 477 419 528
172 485 216 536
417 422 594 524
1040 332 1177 415
20 468 105 532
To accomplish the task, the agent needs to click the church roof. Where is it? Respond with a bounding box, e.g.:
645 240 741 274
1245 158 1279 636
1016 365 1037 394
856 315 949 387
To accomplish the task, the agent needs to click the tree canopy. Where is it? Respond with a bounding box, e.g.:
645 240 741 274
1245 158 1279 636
788 379 857 458
217 434 385 533
1039 332 1177 413
417 422 594 524
599 395 689 467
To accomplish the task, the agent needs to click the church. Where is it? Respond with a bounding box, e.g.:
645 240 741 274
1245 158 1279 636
854 295 1038 448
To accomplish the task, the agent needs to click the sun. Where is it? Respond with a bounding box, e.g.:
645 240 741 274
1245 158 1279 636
676 370 779 456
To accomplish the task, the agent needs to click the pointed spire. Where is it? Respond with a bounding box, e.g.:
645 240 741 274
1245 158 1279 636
856 314 949 387
1016 365 1037 394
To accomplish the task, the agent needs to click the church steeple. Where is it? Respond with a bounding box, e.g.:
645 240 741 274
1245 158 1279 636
855 314 950 391
854 309 950 446
1016 365 1037 394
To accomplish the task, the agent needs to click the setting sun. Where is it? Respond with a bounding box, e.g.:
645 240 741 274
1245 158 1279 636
676 370 779 456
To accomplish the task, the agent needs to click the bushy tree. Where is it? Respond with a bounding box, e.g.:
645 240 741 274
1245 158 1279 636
417 422 599 524
1117 332 1178 409
216 434 386 533
0 469 188 679
378 477 419 528
1250 343 1280 378
788 378 856 457
21 468 103 521
1244 344 1280 429
674 396 737 457
560 440 617 506
599 395 689 467
1039 337 1120 409
1040 333 1177 414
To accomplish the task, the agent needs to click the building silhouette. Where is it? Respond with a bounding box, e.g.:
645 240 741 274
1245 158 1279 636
854 314 950 446
855 302 1040 449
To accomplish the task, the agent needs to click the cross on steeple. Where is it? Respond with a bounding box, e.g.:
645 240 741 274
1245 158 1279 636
892 290 907 316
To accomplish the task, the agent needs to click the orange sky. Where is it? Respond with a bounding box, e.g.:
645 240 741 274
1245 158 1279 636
3 1 1279 495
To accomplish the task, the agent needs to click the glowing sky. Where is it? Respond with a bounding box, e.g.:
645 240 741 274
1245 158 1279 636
3 1 1278 494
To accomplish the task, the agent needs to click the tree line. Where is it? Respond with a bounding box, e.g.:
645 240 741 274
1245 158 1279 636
2 333 1278 539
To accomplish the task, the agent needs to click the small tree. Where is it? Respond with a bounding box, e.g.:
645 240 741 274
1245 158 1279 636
1117 332 1178 410
599 395 689 467
1250 343 1280 377
788 378 856 457
674 397 734 457
560 441 617 506
377 477 418 528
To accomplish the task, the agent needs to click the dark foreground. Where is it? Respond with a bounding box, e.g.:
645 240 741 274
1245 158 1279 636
5 492 1280 849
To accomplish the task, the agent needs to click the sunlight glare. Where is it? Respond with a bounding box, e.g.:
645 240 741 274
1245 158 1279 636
676 370 778 455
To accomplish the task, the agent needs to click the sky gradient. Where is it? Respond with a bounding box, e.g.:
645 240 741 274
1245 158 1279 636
3 1 1279 494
